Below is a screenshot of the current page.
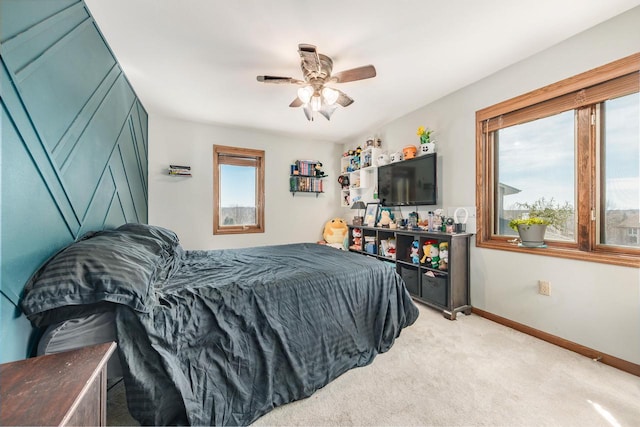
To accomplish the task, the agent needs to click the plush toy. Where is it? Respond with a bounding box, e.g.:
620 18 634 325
403 145 417 160
429 243 440 269
314 162 325 177
387 237 396 260
337 174 350 189
390 151 403 163
323 218 348 249
349 228 363 250
378 210 392 227
420 240 435 264
410 240 420 264
438 242 449 270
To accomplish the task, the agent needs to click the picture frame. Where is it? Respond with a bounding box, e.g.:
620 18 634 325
364 202 380 227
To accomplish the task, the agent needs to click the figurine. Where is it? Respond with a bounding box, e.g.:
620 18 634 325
390 151 403 163
377 210 392 227
410 240 420 264
337 174 350 189
429 243 440 269
387 238 396 260
420 240 435 264
349 228 362 250
314 162 326 177
438 242 449 270
403 145 417 160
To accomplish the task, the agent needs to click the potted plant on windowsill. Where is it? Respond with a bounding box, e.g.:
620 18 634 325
509 217 550 247
508 197 574 248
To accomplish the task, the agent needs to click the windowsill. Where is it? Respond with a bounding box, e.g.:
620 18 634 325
476 239 640 268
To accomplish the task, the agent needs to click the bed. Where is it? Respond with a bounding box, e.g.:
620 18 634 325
20 224 419 426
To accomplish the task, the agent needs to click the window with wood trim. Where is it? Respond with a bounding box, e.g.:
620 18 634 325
476 53 640 267
213 145 265 235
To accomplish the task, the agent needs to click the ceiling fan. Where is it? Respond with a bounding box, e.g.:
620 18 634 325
257 44 377 121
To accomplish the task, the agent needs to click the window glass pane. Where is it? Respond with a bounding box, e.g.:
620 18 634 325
495 110 576 241
600 92 640 247
219 164 256 226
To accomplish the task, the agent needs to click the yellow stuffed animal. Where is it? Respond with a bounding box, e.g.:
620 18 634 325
323 218 348 247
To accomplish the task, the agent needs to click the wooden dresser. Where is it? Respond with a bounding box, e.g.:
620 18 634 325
0 342 116 426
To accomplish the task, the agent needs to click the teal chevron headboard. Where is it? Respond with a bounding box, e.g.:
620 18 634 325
0 0 148 362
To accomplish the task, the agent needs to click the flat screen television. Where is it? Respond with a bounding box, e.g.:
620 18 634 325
377 153 437 206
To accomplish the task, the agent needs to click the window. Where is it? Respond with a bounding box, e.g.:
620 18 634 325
476 53 639 267
213 145 265 234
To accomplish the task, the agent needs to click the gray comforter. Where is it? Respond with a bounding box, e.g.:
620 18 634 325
115 243 418 426
20 224 418 426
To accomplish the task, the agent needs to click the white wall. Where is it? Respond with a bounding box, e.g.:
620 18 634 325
148 115 344 250
343 7 640 364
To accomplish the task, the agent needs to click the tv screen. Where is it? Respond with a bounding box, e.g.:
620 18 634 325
378 153 437 206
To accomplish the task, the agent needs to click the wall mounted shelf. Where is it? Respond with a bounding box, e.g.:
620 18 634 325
169 164 191 176
290 160 325 196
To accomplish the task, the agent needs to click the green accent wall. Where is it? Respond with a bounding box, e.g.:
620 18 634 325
0 0 148 362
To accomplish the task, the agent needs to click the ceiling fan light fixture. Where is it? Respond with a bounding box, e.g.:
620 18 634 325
257 44 377 121
322 87 339 105
319 103 337 120
297 86 313 104
311 95 322 112
302 104 313 121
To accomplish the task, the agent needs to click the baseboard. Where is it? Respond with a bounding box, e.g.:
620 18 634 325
471 307 640 377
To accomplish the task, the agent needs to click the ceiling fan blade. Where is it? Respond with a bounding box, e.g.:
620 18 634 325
257 75 304 84
298 43 321 73
289 97 303 108
336 90 354 107
331 65 377 83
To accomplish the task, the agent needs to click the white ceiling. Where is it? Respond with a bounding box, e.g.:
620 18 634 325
85 0 640 144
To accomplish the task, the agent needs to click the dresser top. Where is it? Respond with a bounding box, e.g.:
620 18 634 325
0 342 116 426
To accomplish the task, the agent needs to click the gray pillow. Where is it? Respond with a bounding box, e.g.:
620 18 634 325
116 223 184 281
20 226 174 322
116 223 179 249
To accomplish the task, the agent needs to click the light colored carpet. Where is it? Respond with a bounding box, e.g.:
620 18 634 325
108 303 640 426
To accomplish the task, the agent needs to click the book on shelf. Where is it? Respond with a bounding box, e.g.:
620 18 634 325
293 160 323 177
290 175 324 192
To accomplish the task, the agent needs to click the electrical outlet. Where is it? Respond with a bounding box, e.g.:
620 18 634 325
538 280 551 296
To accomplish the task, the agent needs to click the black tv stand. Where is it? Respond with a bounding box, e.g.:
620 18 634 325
348 225 472 320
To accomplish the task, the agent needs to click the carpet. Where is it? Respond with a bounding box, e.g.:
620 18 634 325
107 303 640 426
